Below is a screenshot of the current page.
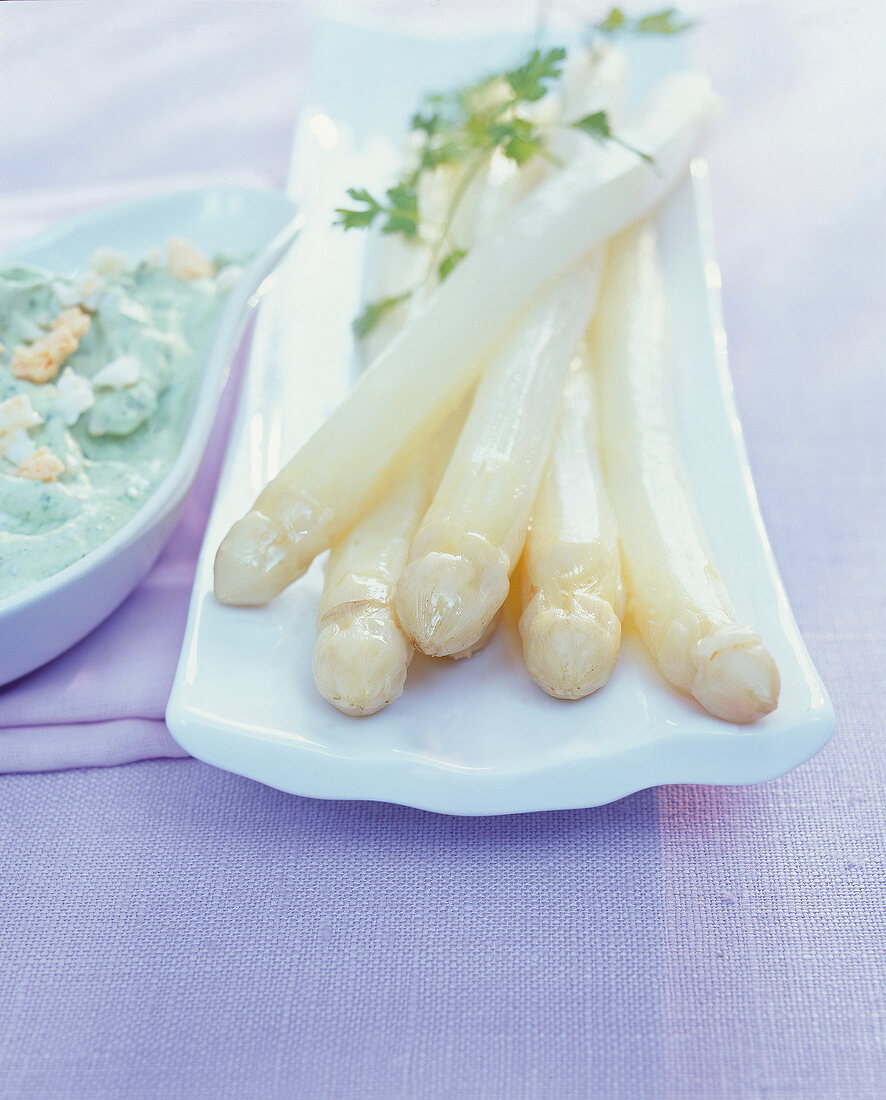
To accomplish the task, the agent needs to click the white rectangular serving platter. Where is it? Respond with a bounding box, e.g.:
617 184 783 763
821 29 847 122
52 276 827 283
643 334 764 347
166 13 834 815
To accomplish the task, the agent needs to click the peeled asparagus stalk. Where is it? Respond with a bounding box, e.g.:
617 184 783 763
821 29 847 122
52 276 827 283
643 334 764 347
314 434 498 716
324 49 625 690
518 347 625 699
390 52 624 660
312 443 436 716
595 222 779 723
314 130 524 715
514 45 629 698
395 259 602 657
213 72 721 607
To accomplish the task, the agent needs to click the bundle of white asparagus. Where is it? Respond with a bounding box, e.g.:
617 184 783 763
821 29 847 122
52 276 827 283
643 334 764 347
214 41 780 724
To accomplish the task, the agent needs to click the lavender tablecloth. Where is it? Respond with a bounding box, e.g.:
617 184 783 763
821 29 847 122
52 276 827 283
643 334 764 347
1 2 884 1097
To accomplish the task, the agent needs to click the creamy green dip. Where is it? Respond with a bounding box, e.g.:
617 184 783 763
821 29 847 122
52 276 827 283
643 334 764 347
0 246 244 600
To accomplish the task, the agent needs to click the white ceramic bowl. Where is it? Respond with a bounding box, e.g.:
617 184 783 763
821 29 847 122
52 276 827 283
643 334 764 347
0 186 300 686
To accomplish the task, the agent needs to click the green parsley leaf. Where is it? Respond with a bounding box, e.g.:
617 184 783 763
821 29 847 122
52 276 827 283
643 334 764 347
420 140 466 171
352 293 412 339
571 110 613 141
596 7 694 36
571 110 654 165
411 111 442 136
382 184 420 238
635 8 695 34
597 7 626 32
438 249 467 281
334 185 420 239
488 117 544 164
504 47 567 103
334 188 384 230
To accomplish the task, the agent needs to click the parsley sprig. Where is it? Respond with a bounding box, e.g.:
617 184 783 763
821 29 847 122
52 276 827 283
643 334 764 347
335 185 421 238
337 8 693 336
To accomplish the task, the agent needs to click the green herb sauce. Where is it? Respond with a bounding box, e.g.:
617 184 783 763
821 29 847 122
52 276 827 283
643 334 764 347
0 249 242 600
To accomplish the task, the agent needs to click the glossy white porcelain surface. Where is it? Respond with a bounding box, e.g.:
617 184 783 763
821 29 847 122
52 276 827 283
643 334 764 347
0 186 300 686
166 21 834 815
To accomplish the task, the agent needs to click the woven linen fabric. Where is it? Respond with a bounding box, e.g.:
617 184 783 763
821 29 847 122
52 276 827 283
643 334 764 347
1 758 884 1100
1 2 884 1097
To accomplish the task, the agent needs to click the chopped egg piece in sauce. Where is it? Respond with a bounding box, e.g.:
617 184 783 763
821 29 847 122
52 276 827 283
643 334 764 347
15 447 65 482
167 237 215 281
11 306 91 384
54 368 95 425
92 355 141 389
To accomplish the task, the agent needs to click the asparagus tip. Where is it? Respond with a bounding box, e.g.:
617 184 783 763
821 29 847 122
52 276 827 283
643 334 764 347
520 593 621 700
213 510 301 606
690 629 780 723
395 537 510 657
313 607 411 717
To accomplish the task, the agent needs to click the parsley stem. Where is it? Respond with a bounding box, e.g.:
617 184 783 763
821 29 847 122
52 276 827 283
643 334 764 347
426 151 488 281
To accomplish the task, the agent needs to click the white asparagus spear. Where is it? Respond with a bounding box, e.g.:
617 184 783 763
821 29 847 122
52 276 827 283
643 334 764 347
395 259 602 657
314 125 533 714
214 71 720 607
312 404 493 715
328 49 625 688
515 44 629 698
595 222 779 723
312 446 435 716
518 346 625 699
314 215 454 714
